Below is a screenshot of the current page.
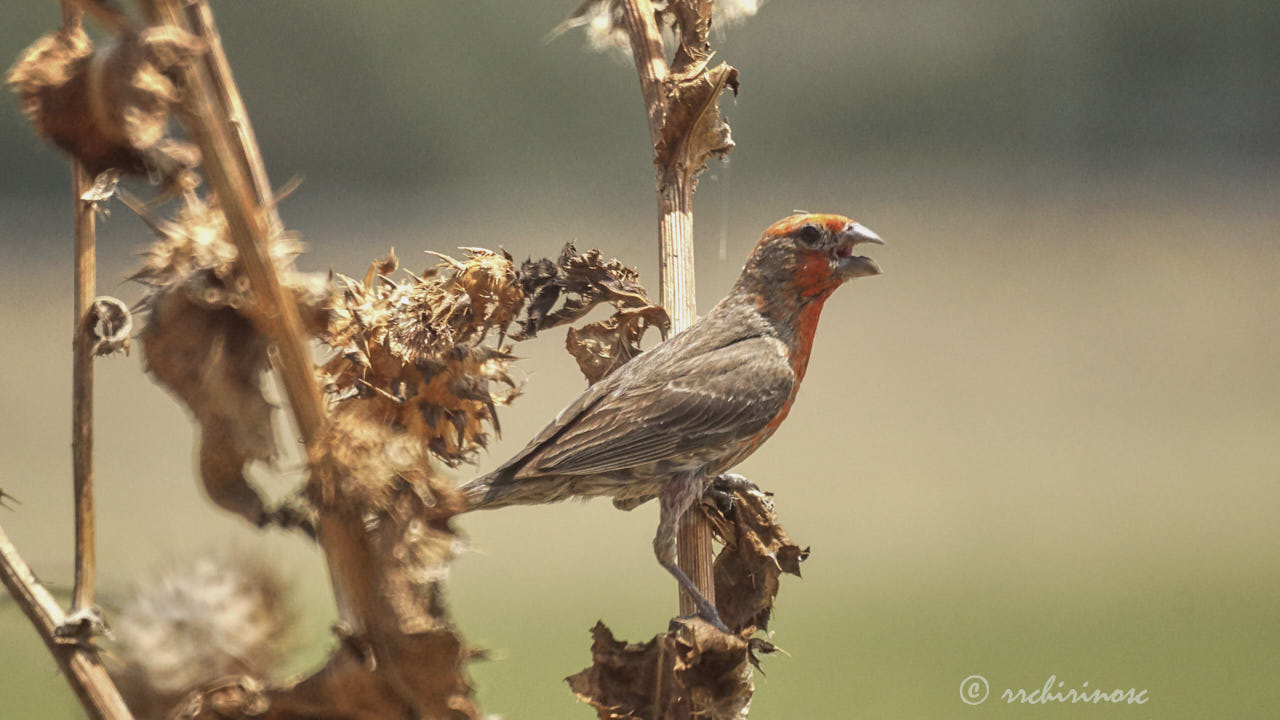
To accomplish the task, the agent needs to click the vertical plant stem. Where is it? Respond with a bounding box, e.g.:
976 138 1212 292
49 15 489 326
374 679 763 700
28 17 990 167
62 0 96 616
71 162 96 612
661 182 716 618
619 0 717 618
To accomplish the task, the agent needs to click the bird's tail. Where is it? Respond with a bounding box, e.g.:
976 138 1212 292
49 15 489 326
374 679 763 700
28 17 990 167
457 470 577 511
457 471 509 511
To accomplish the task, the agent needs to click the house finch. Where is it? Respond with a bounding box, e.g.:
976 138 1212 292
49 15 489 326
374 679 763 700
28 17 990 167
460 213 883 630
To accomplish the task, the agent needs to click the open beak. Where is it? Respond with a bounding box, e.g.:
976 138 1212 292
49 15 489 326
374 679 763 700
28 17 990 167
835 222 884 278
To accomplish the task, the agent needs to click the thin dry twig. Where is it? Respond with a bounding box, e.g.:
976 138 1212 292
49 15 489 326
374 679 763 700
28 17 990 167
182 0 282 233
62 0 101 638
70 137 97 615
0 521 134 720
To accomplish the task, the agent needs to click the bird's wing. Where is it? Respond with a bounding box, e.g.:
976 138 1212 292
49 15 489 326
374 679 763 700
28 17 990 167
507 335 795 478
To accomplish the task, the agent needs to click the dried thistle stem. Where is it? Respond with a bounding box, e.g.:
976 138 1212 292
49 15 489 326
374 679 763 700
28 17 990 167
59 0 82 27
183 0 282 232
57 0 98 618
0 522 134 720
618 0 716 618
71 160 97 613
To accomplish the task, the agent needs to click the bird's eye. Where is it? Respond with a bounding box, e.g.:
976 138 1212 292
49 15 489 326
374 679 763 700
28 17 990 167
796 224 823 246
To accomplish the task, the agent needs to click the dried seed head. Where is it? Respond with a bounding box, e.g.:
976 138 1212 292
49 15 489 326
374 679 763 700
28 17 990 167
108 552 292 719
322 248 526 466
715 0 763 25
5 26 203 179
552 1 760 55
131 194 306 299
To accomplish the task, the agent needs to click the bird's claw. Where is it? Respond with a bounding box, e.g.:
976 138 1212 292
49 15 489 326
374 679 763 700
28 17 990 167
703 473 763 519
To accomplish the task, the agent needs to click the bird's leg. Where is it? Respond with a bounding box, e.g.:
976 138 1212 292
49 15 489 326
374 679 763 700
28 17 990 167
655 474 731 633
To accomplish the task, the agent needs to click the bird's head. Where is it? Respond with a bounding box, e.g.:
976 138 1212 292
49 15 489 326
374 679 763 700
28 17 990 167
739 213 884 300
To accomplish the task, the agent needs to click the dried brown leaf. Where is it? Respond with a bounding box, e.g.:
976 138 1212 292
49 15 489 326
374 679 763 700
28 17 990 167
515 243 668 384
701 483 809 634
658 62 738 188
565 304 670 383
141 290 278 528
566 620 760 720
135 195 330 532
516 243 664 338
168 651 423 720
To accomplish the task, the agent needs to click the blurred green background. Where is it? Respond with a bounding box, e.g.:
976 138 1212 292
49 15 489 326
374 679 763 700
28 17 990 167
3 1 1279 717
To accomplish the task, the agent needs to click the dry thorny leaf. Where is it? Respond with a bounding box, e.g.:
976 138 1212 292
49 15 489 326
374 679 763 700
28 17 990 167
658 62 738 189
516 243 669 383
5 25 203 184
702 481 810 635
553 1 739 190
133 195 329 536
566 483 803 719
567 619 771 720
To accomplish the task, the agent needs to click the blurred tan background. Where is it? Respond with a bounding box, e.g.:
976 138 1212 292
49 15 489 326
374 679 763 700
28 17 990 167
2 2 1279 718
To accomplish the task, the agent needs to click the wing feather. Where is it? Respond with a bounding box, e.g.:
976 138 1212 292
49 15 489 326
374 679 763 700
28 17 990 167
509 335 794 478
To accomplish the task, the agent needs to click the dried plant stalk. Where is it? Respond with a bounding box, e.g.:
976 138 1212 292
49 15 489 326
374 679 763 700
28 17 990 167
130 4 517 714
136 0 325 444
616 0 739 622
0 522 134 720
182 0 281 231
71 137 97 614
